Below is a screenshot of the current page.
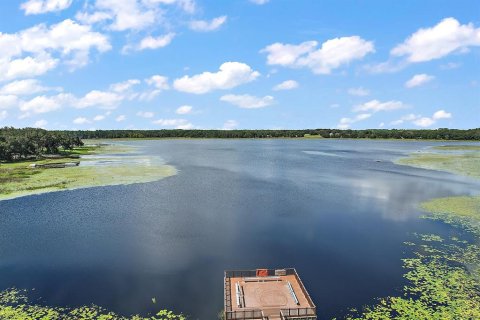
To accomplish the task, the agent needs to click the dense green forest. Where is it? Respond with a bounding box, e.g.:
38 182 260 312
1 127 479 162
63 127 480 140
0 127 83 161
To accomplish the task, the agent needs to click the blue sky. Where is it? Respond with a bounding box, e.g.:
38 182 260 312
0 0 479 130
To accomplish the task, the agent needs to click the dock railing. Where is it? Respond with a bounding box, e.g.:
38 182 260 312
225 269 297 278
224 274 232 312
225 272 264 319
280 307 317 320
291 269 316 310
225 309 265 320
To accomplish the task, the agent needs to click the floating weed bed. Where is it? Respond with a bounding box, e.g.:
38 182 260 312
0 288 185 320
433 145 480 151
348 147 480 319
396 151 480 179
346 197 480 319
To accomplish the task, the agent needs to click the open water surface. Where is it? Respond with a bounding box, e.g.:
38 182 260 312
1 139 479 319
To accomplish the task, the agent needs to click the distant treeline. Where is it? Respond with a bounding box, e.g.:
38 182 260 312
1 127 479 162
0 127 83 161
60 128 480 140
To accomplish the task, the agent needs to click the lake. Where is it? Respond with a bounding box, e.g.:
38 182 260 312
1 139 479 319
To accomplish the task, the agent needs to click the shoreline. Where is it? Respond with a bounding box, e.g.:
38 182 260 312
81 137 480 142
0 142 177 202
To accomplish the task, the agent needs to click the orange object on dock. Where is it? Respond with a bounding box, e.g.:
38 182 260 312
256 269 269 277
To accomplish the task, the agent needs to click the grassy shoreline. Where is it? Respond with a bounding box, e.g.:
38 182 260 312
0 142 176 201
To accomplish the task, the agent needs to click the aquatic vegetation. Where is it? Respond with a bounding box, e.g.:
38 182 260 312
347 146 480 319
421 196 480 235
347 191 480 320
396 150 480 178
346 232 480 319
0 288 185 320
433 145 480 151
418 234 443 242
0 143 176 201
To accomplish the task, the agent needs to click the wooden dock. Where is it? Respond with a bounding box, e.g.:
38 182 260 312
224 268 317 320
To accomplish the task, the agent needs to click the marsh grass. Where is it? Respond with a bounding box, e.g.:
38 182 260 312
0 143 176 201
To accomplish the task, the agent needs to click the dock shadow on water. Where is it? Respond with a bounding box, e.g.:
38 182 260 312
0 139 479 319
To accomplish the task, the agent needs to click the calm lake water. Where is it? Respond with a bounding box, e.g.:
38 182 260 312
1 139 479 319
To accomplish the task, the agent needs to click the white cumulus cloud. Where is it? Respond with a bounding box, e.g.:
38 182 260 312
143 0 196 14
116 115 126 122
146 75 169 90
405 74 435 88
0 95 19 109
262 41 318 67
34 119 48 128
0 55 58 81
348 87 370 96
353 100 407 113
110 79 140 92
174 62 260 94
390 113 419 125
432 110 452 120
189 16 227 32
391 110 452 127
125 33 175 52
0 110 7 121
273 80 299 91
73 117 90 124
75 11 112 25
220 94 274 109
20 93 72 116
0 19 111 78
391 17 480 63
0 79 59 95
76 0 196 32
153 118 193 129
86 0 155 31
76 90 123 109
140 75 169 100
337 113 371 129
21 0 72 15
136 111 154 118
262 36 374 74
176 105 193 114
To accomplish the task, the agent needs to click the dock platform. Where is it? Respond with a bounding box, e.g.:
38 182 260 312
224 268 317 320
